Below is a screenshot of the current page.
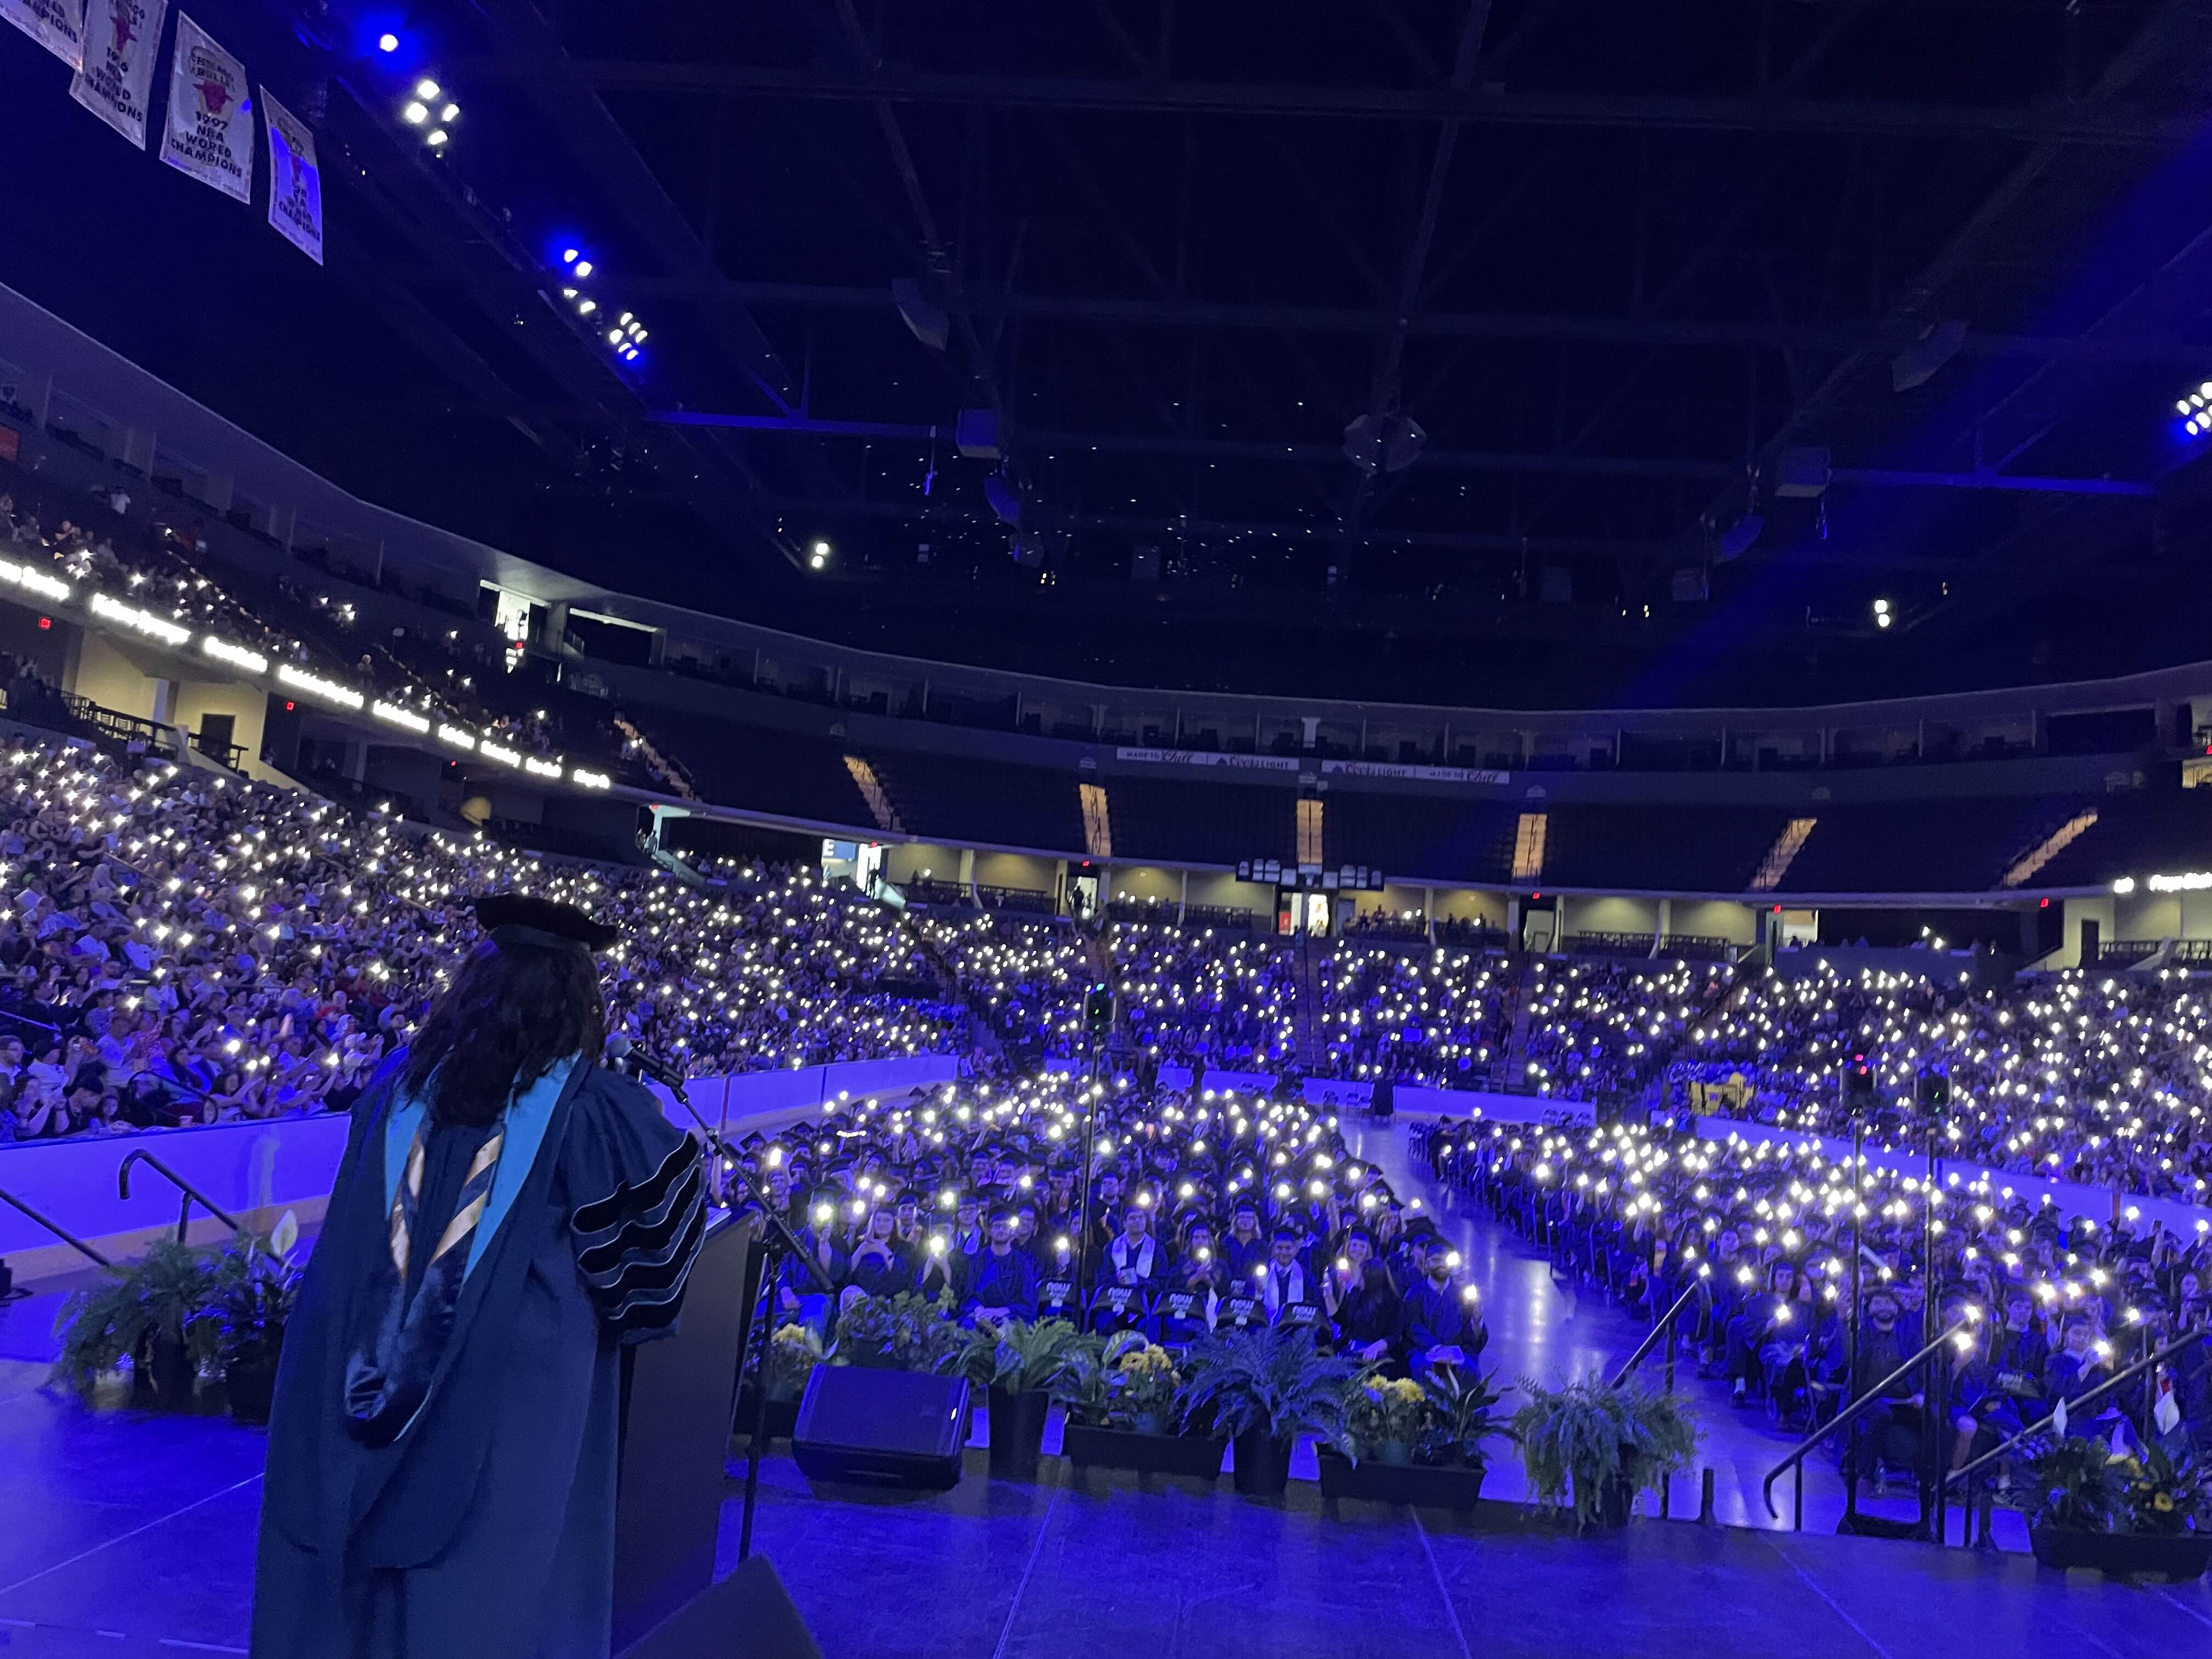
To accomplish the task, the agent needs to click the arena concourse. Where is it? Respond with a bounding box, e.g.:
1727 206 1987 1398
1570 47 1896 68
5 3 2212 1656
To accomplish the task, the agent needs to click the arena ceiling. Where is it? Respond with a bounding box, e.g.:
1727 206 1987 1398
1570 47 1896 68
8 1 2212 707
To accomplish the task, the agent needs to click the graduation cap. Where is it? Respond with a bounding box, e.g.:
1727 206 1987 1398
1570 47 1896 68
474 893 620 953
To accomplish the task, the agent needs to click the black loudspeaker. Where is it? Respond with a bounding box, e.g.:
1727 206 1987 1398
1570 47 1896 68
792 1365 968 1490
617 1555 822 1659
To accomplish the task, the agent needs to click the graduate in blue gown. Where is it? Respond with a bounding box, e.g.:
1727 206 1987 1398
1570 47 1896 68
252 895 707 1659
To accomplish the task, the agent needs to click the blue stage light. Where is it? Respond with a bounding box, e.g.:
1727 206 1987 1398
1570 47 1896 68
378 32 398 52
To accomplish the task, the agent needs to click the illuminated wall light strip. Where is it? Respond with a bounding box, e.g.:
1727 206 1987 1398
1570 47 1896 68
571 769 612 789
371 700 432 735
479 741 522 767
200 636 269 674
89 591 191 647
523 756 562 779
437 724 478 752
0 556 71 605
276 663 366 711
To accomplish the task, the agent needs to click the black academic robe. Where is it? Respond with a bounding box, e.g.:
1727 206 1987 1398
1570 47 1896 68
251 1055 706 1659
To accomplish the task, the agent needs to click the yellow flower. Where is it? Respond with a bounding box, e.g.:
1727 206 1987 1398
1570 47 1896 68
2155 1492 2175 1512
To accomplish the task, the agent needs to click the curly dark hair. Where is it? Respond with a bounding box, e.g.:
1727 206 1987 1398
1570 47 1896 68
400 938 605 1126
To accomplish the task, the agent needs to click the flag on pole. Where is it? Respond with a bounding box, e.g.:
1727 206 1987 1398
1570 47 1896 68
0 0 86 69
69 0 167 149
260 87 323 265
158 13 251 201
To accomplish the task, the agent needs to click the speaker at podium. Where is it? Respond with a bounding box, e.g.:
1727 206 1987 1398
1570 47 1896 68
612 1210 823 1659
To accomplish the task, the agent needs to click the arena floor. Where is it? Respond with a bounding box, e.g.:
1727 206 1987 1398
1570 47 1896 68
0 1125 2202 1657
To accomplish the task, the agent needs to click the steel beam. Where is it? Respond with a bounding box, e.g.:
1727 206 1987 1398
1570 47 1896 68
458 60 2185 144
607 279 2188 364
650 410 2153 494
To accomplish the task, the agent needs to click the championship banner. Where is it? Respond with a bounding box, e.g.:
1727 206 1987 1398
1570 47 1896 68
261 87 323 264
159 13 250 201
69 0 167 149
1 0 86 69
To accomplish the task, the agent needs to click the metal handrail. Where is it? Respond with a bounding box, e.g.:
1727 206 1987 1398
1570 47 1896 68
1945 1328 2209 1489
1609 1266 1712 1386
1760 1314 1979 1520
0 1183 112 1265
117 1148 240 1243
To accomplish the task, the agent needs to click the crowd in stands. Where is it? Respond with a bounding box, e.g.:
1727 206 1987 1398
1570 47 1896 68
1110 923 1300 1074
0 735 964 1142
1317 944 1511 1086
1426 1116 2212 1476
744 1070 1487 1373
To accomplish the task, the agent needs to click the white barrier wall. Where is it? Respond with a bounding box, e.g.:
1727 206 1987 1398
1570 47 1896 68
0 1054 966 1276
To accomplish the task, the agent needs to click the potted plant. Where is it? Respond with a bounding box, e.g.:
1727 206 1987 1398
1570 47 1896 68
1062 1334 1227 1479
205 1216 301 1426
2021 1437 2212 1579
1177 1325 1358 1498
1319 1368 1511 1508
983 1318 1094 1479
1510 1372 1698 1531
830 1290 961 1372
50 1238 223 1406
738 1324 824 1441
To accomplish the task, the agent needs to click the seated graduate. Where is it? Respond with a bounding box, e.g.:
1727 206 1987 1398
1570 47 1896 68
1324 1229 1402 1363
1104 1201 1170 1290
844 1201 917 1299
964 1208 1041 1327
253 894 707 1659
1259 1222 1322 1331
1035 1231 1082 1322
1220 1197 1269 1282
1400 1233 1487 1373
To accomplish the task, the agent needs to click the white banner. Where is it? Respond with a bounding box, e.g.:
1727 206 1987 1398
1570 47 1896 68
1114 746 1301 774
69 0 167 149
1319 758 1510 786
158 13 250 201
1 0 86 68
261 87 322 264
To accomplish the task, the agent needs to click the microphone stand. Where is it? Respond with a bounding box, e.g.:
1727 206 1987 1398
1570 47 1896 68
649 1069 836 1562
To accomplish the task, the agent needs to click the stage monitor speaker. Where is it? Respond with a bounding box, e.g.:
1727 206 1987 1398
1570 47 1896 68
792 1365 968 1491
617 1555 822 1659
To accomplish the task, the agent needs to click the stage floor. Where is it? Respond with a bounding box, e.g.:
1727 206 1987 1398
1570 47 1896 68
738 1452 2212 1659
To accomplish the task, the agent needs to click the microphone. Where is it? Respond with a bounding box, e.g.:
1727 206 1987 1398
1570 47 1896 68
604 1034 687 1094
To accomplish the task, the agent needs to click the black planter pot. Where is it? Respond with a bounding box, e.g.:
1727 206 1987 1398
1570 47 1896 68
1063 1422 1227 1479
1231 1428 1295 1497
224 1359 276 1426
1317 1449 1487 1509
988 1388 1052 1480
2030 1526 2212 1580
1568 1465 1635 1532
732 1386 802 1442
146 1335 197 1408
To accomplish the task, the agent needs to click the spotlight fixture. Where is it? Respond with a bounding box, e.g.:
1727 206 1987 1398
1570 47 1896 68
377 32 398 52
573 259 593 278
415 78 439 99
2179 381 2212 438
808 539 832 571
402 100 427 123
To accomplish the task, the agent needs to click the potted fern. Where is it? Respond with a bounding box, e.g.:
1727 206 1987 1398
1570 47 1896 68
2021 1437 2212 1579
1510 1373 1698 1531
1319 1367 1511 1509
50 1239 224 1406
982 1318 1094 1479
1062 1334 1227 1479
1177 1325 1358 1497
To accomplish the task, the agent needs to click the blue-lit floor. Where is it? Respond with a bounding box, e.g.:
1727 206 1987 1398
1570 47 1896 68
0 1128 2203 1657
